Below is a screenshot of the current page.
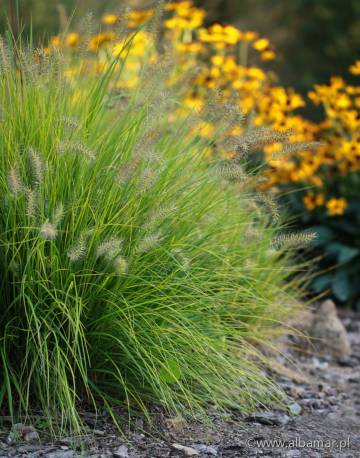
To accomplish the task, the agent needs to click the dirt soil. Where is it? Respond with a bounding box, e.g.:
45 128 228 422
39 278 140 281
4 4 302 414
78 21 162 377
1 311 359 458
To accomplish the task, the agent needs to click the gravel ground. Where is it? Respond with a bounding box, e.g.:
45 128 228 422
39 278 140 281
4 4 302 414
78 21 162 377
1 310 359 458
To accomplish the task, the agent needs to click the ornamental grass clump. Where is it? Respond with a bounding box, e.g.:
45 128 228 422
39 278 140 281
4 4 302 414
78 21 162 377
0 37 302 436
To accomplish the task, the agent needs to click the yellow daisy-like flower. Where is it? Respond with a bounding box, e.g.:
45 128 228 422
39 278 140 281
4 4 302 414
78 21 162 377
89 32 115 52
65 33 80 48
303 193 317 211
253 38 270 52
50 35 61 47
326 198 348 216
102 14 118 25
261 50 276 61
349 60 360 76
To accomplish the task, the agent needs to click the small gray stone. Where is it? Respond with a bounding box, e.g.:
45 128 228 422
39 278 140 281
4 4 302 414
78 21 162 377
288 402 302 416
192 444 218 455
113 445 129 458
284 450 301 457
171 443 200 456
6 423 39 444
47 451 74 458
245 412 290 426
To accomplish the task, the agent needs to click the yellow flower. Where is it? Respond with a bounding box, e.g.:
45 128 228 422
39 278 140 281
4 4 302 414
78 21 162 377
128 10 153 28
261 50 276 61
102 14 118 25
198 121 215 138
242 31 258 41
223 25 241 44
304 192 325 210
211 55 225 67
50 35 61 47
183 95 204 110
303 193 316 210
176 42 204 53
326 198 348 216
335 94 351 109
89 32 115 51
315 193 325 206
247 67 266 81
165 1 192 11
65 33 80 48
349 60 360 75
253 38 270 51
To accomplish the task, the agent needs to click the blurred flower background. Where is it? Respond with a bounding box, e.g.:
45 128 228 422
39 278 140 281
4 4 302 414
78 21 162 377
2 0 360 307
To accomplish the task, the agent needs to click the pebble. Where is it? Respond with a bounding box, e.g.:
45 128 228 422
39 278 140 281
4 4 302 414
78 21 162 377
6 423 40 444
113 444 129 458
245 412 290 426
192 444 218 455
47 451 74 458
288 403 302 416
284 450 301 457
171 443 200 456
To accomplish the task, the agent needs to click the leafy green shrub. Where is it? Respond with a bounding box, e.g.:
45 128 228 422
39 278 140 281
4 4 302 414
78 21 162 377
290 198 360 308
0 39 301 435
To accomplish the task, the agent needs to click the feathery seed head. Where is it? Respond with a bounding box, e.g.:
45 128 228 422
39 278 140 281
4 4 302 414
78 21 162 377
61 116 80 131
28 147 44 186
39 220 58 240
113 255 128 275
172 249 191 271
96 237 123 260
139 167 157 193
144 204 178 229
7 167 23 195
136 231 162 254
244 223 263 241
25 188 37 218
8 259 20 276
255 192 280 222
57 141 96 161
270 141 321 160
115 158 142 185
272 231 317 250
52 203 65 226
211 161 247 182
68 237 87 262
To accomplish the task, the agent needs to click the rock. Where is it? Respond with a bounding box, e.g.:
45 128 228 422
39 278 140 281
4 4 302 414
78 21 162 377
245 412 290 426
171 443 200 456
310 300 351 359
338 356 357 367
288 402 302 416
284 451 301 457
288 308 315 334
311 357 328 370
192 444 218 456
6 423 40 444
47 451 74 458
113 444 129 458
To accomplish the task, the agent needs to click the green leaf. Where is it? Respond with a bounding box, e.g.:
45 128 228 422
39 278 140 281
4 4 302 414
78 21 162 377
332 271 352 302
338 246 359 263
311 274 332 293
159 359 181 385
310 226 334 246
325 243 359 263
325 242 344 258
